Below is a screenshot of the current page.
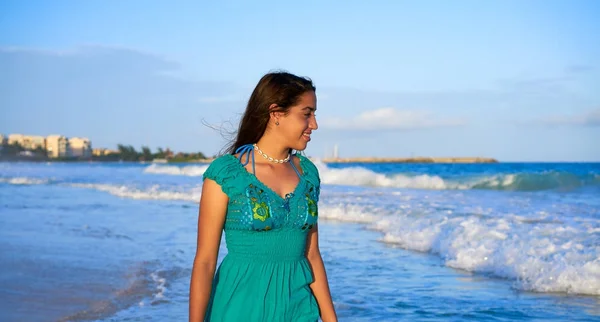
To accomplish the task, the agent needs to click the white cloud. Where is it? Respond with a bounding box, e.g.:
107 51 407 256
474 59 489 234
541 108 600 127
321 107 467 130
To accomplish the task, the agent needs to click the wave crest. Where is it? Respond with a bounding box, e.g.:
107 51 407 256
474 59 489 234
0 177 49 185
320 204 600 296
143 164 208 177
315 163 597 191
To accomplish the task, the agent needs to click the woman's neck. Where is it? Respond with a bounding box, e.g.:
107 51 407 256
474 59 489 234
255 136 289 161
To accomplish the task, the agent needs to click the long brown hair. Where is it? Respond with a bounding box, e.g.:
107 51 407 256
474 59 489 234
224 71 316 155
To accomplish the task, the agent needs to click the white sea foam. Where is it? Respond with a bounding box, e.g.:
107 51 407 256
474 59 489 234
71 183 201 202
150 272 167 304
0 176 202 202
319 204 377 223
314 162 595 191
143 164 208 177
319 203 600 296
0 177 49 185
314 161 482 190
319 166 450 189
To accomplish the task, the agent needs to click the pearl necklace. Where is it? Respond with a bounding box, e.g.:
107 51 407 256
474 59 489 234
253 144 290 163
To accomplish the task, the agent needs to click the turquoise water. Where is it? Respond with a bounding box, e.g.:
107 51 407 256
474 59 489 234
1 161 599 321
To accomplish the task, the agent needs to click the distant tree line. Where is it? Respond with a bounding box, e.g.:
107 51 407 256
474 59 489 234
115 144 208 162
0 141 209 163
0 142 47 157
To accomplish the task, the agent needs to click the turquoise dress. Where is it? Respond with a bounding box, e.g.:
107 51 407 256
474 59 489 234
202 151 321 322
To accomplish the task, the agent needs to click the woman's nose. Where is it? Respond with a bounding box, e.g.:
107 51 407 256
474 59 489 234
310 116 318 130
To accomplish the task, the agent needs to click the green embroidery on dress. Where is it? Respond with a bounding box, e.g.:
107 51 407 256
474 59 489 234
306 194 317 217
252 201 270 222
246 183 273 230
305 186 318 217
301 184 318 230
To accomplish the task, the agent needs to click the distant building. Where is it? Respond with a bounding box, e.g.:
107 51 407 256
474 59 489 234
0 134 6 145
46 135 69 158
23 135 46 150
93 148 118 156
8 134 25 146
69 137 92 158
7 134 45 150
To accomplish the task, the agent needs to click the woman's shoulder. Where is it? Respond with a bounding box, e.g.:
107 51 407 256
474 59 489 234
202 154 241 182
210 153 237 165
206 153 237 169
296 154 320 184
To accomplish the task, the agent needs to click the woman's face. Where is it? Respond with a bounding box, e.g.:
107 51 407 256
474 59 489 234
277 90 318 151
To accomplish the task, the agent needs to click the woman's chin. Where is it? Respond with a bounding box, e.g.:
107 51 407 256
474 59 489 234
291 141 308 152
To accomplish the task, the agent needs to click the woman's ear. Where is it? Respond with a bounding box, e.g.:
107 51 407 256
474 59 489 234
269 104 283 122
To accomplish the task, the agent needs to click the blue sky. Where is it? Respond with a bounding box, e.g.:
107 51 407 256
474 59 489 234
1 0 599 161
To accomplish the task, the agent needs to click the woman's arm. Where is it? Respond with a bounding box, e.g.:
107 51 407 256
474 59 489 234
305 224 338 322
189 178 228 322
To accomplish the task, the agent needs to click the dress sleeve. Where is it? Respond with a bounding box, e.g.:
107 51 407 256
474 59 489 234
298 155 321 202
202 155 242 198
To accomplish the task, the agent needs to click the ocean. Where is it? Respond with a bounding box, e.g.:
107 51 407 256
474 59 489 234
1 160 599 321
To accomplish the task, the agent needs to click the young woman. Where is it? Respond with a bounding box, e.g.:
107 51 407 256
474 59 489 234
189 72 337 322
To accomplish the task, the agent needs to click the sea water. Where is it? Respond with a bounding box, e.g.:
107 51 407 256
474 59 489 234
1 161 599 321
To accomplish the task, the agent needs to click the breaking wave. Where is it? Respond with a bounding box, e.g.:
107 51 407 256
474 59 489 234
143 164 208 177
319 204 600 296
316 164 599 191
